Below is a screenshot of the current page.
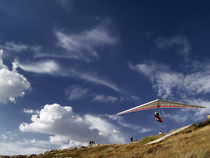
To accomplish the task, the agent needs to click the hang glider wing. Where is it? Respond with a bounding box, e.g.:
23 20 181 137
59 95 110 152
116 99 205 115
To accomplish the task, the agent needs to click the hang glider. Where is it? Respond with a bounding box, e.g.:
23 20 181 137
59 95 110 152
116 99 205 123
117 99 205 115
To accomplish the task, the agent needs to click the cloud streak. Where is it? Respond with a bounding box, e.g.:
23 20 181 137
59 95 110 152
15 59 60 74
77 72 121 92
16 59 121 92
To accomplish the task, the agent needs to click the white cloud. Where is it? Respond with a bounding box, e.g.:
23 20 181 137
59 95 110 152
166 112 189 123
55 26 118 62
1 41 28 52
24 108 39 114
65 85 122 103
183 72 210 96
15 59 60 74
60 69 121 92
165 98 210 123
0 50 30 103
93 94 118 103
184 99 210 121
65 85 89 101
19 103 126 147
85 115 125 143
0 131 82 155
155 35 190 57
0 131 56 155
130 61 210 98
49 135 69 145
0 139 52 155
129 62 183 98
0 134 8 140
0 41 41 56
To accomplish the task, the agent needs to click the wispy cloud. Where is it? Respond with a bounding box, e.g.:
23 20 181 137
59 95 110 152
130 61 210 98
23 108 39 114
54 25 118 62
15 59 60 74
129 62 183 98
1 42 28 52
155 35 190 57
92 94 118 103
65 85 90 101
164 98 210 123
0 41 41 57
184 98 210 121
76 72 121 92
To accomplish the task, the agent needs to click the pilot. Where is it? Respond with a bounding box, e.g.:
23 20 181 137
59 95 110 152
154 112 159 117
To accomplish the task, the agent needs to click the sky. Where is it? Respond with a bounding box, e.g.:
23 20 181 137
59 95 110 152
0 0 210 155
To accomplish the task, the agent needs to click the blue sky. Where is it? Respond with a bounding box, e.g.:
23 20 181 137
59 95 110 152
0 0 210 155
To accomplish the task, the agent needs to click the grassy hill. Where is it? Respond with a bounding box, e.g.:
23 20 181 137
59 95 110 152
1 119 210 158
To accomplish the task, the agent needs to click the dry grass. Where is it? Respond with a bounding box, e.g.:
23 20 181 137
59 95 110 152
2 120 210 158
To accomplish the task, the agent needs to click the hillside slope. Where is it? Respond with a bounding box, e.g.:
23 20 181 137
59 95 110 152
1 119 210 158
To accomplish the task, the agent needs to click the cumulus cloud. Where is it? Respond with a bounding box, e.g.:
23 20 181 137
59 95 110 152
155 35 190 57
0 50 30 103
19 103 125 147
15 59 60 74
93 94 118 103
55 25 118 62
